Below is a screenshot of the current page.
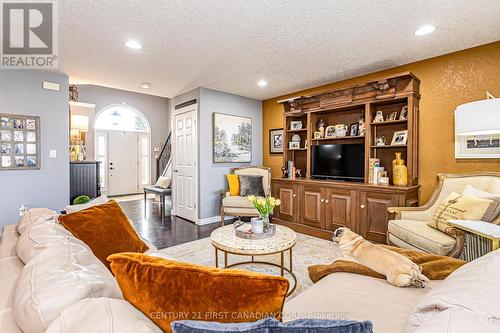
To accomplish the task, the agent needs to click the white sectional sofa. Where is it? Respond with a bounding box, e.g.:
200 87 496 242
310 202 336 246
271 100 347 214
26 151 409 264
2 211 500 332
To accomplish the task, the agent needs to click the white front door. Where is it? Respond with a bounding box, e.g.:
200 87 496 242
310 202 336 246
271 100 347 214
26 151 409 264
108 131 139 196
173 107 197 222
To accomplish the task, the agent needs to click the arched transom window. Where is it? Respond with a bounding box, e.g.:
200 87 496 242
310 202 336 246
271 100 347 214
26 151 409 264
95 104 150 132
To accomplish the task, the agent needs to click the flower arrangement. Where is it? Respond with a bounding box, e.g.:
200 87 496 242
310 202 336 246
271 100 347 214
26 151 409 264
247 195 281 217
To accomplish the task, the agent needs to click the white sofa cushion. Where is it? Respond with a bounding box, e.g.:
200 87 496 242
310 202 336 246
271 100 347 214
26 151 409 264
410 308 500 333
16 208 57 234
13 246 123 333
16 217 81 264
65 195 109 214
46 298 162 333
408 249 500 331
1 224 19 259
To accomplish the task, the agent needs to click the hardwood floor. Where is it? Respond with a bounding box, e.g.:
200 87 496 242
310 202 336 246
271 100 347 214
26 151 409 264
118 197 222 250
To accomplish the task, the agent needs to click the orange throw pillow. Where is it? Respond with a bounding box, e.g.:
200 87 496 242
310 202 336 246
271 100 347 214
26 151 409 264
108 253 289 332
59 200 148 270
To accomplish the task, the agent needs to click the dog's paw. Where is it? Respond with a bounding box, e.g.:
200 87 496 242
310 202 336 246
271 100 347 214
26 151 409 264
411 278 426 288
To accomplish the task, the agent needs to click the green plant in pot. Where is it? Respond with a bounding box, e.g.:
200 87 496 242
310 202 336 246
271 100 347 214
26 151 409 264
73 195 91 205
247 195 281 232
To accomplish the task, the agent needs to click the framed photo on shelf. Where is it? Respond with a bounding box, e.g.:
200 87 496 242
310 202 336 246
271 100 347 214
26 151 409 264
455 134 500 159
399 106 408 120
391 130 408 145
289 141 300 149
0 113 40 170
290 121 303 130
269 128 283 154
349 123 359 136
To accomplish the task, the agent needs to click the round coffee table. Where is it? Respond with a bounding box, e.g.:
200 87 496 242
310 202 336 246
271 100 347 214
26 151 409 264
210 224 297 296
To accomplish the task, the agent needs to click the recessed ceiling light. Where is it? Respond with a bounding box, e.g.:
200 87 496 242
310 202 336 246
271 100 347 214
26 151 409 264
125 40 142 50
414 25 436 36
257 80 268 87
141 82 151 89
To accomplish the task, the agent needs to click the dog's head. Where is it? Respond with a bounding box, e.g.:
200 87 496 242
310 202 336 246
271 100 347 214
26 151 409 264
332 227 360 245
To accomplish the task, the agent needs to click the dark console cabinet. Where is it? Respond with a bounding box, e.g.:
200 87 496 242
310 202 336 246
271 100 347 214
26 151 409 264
70 161 101 203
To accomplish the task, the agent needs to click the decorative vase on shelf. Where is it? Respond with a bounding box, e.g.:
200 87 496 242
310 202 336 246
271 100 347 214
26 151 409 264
392 153 408 186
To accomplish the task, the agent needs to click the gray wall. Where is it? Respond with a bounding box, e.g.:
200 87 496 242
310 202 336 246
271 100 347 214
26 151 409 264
0 70 69 227
198 88 262 220
171 87 262 221
77 85 171 182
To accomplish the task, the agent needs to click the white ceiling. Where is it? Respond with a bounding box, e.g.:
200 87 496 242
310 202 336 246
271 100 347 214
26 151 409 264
59 0 500 100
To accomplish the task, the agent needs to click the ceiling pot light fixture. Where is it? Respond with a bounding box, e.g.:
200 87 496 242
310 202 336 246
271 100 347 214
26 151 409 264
257 80 268 87
414 25 436 36
141 82 151 89
125 40 142 49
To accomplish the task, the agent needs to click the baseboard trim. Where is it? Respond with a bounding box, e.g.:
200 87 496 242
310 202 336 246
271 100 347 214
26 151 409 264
196 215 232 225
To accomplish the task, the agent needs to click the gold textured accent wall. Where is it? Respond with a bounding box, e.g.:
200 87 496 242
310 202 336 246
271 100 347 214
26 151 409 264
262 42 500 204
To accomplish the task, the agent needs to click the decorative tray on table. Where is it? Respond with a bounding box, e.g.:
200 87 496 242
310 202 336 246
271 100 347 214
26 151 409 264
233 221 276 240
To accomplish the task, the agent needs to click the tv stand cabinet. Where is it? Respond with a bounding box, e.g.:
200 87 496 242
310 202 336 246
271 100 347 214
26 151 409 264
272 178 419 242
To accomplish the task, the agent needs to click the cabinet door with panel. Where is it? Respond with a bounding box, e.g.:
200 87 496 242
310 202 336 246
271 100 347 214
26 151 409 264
298 186 325 229
324 188 357 232
273 183 297 222
359 191 399 243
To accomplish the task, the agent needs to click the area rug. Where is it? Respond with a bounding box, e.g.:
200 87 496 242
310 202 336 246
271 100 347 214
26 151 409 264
155 232 340 299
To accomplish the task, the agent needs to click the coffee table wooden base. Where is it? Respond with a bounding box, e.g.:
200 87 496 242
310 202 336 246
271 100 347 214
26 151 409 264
214 246 297 297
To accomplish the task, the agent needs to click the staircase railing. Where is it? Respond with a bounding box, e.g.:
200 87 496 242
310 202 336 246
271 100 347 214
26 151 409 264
156 132 172 181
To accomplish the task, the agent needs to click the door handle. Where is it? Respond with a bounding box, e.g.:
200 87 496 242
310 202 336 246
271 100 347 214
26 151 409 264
325 200 329 203
173 169 178 173
360 204 366 209
320 199 324 203
292 194 296 198
109 167 114 170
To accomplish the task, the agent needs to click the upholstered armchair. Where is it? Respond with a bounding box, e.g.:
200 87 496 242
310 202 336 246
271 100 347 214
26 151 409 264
387 172 500 259
220 166 271 226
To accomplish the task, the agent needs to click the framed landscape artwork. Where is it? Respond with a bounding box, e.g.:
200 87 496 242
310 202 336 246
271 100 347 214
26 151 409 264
0 114 41 170
213 113 252 163
269 128 283 154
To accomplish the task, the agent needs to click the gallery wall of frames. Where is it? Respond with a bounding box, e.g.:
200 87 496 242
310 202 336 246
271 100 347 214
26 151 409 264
0 114 41 170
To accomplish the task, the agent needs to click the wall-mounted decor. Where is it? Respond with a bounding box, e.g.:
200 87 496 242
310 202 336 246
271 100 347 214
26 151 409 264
269 128 283 154
213 113 252 163
0 113 41 170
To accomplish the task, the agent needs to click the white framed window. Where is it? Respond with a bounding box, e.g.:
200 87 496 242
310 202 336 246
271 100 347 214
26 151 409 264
95 104 150 132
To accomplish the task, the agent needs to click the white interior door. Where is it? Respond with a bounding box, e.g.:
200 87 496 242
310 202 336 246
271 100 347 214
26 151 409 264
108 131 139 196
173 108 197 222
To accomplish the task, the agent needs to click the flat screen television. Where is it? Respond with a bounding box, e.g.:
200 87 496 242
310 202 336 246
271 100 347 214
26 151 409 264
311 144 364 181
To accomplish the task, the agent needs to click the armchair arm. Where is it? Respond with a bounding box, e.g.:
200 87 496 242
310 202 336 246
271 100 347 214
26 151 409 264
387 206 432 221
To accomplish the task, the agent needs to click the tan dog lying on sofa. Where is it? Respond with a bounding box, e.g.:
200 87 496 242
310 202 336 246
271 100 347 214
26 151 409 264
332 227 429 288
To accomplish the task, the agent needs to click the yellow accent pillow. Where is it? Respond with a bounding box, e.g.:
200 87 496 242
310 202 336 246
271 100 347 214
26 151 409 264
428 192 493 236
226 174 240 196
59 200 149 271
108 253 289 333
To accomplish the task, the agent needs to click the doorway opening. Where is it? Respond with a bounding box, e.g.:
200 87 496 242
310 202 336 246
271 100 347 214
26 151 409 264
94 104 151 196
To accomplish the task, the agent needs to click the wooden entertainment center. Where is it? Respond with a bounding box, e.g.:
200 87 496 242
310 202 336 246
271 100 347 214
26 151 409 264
271 72 420 242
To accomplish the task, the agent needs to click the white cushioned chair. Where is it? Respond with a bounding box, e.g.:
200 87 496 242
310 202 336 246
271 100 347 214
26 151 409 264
220 166 271 226
387 172 500 258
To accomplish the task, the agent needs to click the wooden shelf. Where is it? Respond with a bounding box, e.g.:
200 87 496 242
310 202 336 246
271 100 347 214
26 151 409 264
370 145 407 148
312 135 365 141
287 148 307 151
286 129 307 133
371 119 407 126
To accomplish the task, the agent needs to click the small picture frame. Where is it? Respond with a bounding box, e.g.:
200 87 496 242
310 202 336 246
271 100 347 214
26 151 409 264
349 123 359 136
373 110 384 123
387 111 398 121
391 130 408 145
399 106 408 120
376 135 386 146
290 121 303 130
289 141 300 149
314 131 321 139
325 125 336 138
269 128 283 154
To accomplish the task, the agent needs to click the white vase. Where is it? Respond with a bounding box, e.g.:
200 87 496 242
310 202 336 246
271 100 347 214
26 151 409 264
251 217 264 234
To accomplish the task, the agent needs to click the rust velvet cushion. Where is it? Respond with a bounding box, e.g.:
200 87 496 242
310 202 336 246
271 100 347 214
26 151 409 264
59 200 148 270
108 253 289 333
